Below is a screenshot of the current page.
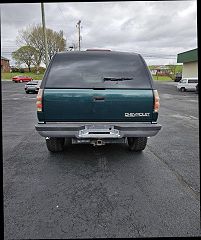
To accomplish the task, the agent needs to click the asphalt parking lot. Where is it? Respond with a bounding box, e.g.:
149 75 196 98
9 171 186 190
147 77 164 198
2 80 200 238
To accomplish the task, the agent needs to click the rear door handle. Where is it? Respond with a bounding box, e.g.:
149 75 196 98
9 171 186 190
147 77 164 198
93 96 105 101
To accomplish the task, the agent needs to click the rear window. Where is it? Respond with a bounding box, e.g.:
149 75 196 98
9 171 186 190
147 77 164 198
180 79 187 83
188 79 198 83
27 82 38 85
43 51 153 89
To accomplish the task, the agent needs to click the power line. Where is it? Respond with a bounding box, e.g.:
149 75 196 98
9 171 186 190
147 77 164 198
56 4 69 50
1 50 177 58
1 53 176 58
1 48 177 58
57 4 68 22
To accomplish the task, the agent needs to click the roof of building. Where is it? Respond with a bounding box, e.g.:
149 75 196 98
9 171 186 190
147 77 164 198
177 48 197 63
1 56 10 61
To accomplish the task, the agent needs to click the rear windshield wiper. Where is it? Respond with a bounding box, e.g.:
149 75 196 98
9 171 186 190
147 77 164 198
103 77 133 81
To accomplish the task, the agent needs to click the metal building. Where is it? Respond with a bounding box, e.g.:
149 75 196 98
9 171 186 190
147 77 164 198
177 48 198 79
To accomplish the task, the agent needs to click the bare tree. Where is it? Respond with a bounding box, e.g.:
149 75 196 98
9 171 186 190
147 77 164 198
32 49 41 74
166 64 177 80
16 24 66 68
17 25 44 70
45 29 66 63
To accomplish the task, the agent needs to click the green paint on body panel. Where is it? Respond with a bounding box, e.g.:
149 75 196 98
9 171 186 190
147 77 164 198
38 89 157 122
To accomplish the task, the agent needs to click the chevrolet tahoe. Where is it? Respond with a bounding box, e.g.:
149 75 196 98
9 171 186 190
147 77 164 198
35 50 162 152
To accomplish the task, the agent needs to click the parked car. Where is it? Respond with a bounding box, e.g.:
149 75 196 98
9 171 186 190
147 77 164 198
25 80 41 94
174 72 182 82
35 50 162 153
177 78 198 92
12 75 33 83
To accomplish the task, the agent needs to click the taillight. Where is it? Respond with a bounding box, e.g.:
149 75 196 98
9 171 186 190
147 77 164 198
36 89 43 112
153 90 160 112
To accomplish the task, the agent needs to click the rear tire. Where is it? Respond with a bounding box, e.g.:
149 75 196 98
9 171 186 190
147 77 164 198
26 91 29 94
46 137 65 152
180 87 186 92
127 137 147 152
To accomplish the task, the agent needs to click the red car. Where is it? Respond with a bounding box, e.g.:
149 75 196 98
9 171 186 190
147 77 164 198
12 76 33 83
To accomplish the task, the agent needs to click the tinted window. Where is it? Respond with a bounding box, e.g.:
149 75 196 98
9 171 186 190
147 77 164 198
188 79 198 83
44 51 152 89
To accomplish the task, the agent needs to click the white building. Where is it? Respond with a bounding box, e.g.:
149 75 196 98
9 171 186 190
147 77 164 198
177 48 198 79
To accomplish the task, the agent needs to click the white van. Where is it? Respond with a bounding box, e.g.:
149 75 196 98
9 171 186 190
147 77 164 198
177 78 198 92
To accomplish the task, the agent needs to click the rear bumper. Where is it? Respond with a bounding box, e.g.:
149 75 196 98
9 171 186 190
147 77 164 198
35 122 162 138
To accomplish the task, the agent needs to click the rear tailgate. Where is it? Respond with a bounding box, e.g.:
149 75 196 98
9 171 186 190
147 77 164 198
38 51 157 123
43 89 154 122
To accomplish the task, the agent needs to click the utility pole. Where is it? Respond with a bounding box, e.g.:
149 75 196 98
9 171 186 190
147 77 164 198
76 20 81 51
41 2 49 66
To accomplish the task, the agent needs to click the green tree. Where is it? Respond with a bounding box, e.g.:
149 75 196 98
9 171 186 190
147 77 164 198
12 46 37 72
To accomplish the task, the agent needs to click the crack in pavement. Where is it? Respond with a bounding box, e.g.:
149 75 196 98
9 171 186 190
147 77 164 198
147 146 200 202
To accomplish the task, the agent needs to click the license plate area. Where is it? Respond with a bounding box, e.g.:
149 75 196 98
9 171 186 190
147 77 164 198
78 124 120 138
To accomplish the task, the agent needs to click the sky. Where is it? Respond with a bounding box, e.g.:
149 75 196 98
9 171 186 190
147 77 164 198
1 1 197 66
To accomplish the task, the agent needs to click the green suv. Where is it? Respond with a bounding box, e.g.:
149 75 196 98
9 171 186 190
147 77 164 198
35 50 161 152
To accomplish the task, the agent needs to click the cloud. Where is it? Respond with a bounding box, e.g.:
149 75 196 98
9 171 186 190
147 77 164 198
1 1 197 65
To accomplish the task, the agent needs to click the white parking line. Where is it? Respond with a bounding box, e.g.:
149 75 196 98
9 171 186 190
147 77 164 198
189 115 199 120
172 114 198 120
2 97 36 101
3 98 21 100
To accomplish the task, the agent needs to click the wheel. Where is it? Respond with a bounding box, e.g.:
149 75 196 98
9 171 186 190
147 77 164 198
180 87 186 92
46 137 65 152
127 137 147 152
26 91 29 94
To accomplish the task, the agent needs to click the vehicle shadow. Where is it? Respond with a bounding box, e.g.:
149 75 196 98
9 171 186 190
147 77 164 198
46 142 145 169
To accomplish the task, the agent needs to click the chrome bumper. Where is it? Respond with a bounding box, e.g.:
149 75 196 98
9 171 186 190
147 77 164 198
35 122 162 138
